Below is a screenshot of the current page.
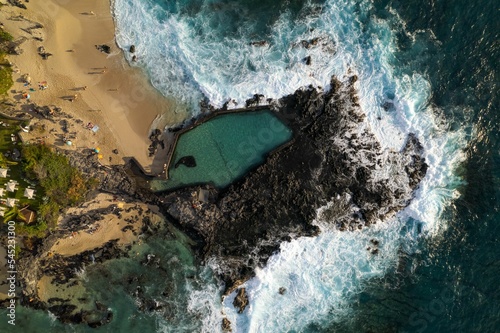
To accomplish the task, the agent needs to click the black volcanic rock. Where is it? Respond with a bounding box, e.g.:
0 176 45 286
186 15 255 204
95 44 111 54
175 156 197 168
164 76 427 292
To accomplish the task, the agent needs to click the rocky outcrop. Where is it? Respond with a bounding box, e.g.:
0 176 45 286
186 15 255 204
8 0 27 10
95 44 111 54
163 76 427 292
60 150 138 197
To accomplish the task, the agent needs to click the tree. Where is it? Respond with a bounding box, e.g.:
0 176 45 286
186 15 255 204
3 206 26 223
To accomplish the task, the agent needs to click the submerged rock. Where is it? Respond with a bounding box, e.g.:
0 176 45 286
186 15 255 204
175 155 197 168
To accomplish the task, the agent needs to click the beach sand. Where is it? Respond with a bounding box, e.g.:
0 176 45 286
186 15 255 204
0 0 188 172
50 193 162 256
36 192 164 304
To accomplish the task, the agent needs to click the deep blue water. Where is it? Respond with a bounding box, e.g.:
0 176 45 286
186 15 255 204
1 0 498 331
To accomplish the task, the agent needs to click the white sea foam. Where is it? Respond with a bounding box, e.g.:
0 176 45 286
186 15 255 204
113 0 470 331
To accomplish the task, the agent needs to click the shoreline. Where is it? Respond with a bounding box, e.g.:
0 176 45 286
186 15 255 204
0 0 189 172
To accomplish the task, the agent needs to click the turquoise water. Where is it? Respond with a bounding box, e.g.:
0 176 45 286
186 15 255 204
153 111 292 191
0 224 222 333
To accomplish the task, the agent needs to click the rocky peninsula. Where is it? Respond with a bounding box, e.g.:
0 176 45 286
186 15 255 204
7 74 427 327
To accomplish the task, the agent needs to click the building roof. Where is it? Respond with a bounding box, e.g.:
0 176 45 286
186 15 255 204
198 189 210 203
0 168 8 178
24 188 35 199
20 207 36 224
6 198 17 207
6 181 16 192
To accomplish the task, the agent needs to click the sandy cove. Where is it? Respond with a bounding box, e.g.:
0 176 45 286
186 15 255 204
0 0 188 171
36 192 164 305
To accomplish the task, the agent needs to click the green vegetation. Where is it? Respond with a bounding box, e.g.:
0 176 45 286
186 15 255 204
21 144 96 234
0 28 14 95
4 206 25 223
0 117 96 237
0 30 13 42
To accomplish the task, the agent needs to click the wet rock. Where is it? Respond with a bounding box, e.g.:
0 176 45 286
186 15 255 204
233 288 249 314
278 287 286 295
245 94 265 107
16 73 427 327
222 317 232 332
129 45 136 53
249 40 268 46
303 55 312 65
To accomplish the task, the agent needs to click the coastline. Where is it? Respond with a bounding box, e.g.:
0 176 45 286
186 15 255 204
0 0 188 172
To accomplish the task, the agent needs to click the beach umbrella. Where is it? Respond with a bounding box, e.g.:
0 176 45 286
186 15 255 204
97 154 103 159
94 147 100 153
66 141 72 146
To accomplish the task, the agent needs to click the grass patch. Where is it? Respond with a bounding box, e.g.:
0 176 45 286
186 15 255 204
0 117 96 237
0 59 13 96
0 30 13 42
0 28 14 95
20 144 96 235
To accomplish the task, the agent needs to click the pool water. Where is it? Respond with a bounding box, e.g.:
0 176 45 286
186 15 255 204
152 110 292 191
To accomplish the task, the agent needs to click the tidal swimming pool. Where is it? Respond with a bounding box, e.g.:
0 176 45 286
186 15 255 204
151 110 292 191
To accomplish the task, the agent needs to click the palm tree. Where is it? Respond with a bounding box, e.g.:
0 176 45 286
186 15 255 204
0 153 17 168
3 206 26 223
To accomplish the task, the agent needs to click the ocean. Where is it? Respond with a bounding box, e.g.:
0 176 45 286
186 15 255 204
1 0 498 332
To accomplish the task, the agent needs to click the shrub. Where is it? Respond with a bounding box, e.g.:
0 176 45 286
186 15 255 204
21 145 93 231
0 30 13 42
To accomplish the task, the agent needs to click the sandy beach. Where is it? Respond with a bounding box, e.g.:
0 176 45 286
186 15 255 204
0 0 188 172
0 0 186 303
